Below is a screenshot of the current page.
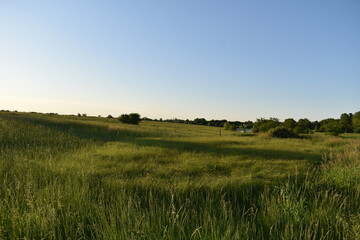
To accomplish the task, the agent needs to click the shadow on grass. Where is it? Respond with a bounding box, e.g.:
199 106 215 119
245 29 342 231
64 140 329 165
131 138 321 162
1 114 161 142
3 114 321 163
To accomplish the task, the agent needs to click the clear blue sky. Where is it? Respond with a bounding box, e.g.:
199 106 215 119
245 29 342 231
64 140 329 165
1 0 359 121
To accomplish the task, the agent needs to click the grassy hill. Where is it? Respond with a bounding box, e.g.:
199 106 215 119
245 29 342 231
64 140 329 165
0 111 359 239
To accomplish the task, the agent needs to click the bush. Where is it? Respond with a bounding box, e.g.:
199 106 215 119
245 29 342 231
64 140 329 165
118 113 141 125
223 122 236 131
253 118 280 132
353 111 360 133
193 118 207 125
323 119 343 136
269 127 299 138
294 118 311 134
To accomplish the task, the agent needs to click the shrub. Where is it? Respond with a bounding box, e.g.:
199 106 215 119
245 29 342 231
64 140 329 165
353 111 360 133
223 122 236 131
119 113 141 125
323 119 343 136
269 127 299 138
294 118 311 134
283 118 296 130
340 113 353 133
193 118 207 125
253 118 280 132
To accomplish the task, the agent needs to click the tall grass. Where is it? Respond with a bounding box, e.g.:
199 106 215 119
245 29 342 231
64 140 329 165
0 112 359 239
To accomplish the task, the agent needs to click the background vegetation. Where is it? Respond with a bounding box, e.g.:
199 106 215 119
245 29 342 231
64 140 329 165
140 111 360 137
0 111 359 239
118 113 142 125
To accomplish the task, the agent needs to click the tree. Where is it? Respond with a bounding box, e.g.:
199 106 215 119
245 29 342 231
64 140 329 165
340 113 353 133
311 121 321 131
294 118 311 134
352 111 360 133
118 113 142 125
323 119 343 136
244 121 253 130
240 123 248 132
223 122 236 131
269 127 298 138
253 118 280 132
283 118 296 130
193 118 207 125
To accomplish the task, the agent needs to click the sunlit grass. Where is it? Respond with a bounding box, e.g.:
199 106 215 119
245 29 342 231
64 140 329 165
0 111 359 239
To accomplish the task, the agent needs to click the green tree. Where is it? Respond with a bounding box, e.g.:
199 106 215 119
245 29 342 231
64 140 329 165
240 123 248 132
223 122 236 131
193 118 207 125
323 119 343 136
312 121 321 132
319 118 333 132
294 118 311 134
119 113 142 125
283 118 296 130
340 113 353 133
253 118 280 132
269 127 298 138
352 111 360 133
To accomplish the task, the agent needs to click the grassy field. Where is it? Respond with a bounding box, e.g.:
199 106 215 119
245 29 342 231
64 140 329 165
0 111 359 239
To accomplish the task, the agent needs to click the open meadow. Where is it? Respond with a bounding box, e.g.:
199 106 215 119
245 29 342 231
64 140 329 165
0 111 359 239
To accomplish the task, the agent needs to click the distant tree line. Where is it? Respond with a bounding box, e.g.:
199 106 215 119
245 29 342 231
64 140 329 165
141 111 360 136
250 111 360 136
142 117 254 130
2 109 359 135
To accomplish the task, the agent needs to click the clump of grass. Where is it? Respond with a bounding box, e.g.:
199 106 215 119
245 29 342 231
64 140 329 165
257 144 360 239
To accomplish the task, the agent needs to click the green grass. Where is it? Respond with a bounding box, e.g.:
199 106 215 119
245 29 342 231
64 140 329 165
0 111 359 239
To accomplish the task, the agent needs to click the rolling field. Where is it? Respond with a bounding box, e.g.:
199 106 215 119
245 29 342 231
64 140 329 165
0 112 359 239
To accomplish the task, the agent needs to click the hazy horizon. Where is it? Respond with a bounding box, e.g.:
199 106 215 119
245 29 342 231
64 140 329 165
1 1 359 121
1 95 357 122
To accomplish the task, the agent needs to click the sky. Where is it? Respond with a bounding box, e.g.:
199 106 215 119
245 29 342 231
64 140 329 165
1 0 359 121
